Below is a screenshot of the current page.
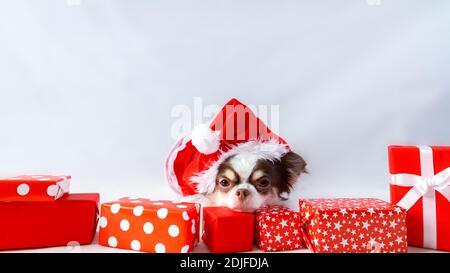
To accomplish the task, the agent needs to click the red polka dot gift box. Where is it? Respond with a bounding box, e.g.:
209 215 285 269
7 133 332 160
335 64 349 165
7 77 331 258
202 207 255 253
0 175 70 202
0 193 99 250
255 206 303 252
99 198 200 253
299 198 408 253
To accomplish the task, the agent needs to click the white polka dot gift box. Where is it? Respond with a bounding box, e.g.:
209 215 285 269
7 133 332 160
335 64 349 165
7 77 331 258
255 206 303 252
0 175 70 202
98 198 200 253
299 198 408 253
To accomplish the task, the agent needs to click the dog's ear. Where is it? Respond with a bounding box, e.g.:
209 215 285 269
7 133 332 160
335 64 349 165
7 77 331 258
277 151 307 199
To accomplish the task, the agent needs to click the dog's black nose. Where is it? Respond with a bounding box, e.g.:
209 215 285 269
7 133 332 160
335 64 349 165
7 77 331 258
236 189 250 201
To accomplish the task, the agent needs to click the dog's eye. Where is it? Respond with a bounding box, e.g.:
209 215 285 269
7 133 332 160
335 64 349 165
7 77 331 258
258 179 270 188
219 179 230 187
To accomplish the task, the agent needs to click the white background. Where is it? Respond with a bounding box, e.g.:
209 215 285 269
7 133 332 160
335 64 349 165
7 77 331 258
1 0 450 207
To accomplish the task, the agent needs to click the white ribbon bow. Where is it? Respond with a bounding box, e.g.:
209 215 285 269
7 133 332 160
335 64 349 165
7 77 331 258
390 145 450 249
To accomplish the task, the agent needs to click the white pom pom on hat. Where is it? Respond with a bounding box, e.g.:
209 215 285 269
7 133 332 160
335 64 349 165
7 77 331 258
191 124 221 155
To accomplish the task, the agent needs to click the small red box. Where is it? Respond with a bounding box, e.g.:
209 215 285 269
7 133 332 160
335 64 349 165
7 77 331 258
299 198 408 253
202 207 255 253
0 193 99 250
255 206 302 252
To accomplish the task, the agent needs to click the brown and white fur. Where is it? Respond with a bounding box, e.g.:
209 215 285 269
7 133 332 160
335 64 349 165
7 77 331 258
185 150 307 212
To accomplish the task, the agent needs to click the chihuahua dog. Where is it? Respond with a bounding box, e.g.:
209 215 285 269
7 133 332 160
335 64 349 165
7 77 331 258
186 150 307 212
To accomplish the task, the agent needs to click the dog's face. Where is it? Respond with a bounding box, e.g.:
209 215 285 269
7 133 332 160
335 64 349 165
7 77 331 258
207 151 307 212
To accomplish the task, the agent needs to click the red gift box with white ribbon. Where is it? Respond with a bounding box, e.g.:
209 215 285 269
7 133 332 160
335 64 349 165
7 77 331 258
389 145 450 251
255 206 303 252
0 175 70 202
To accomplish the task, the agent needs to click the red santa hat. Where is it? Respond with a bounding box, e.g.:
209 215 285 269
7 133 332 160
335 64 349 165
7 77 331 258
165 98 291 196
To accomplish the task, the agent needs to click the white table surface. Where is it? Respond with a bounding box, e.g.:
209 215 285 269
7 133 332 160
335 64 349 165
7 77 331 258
1 233 445 253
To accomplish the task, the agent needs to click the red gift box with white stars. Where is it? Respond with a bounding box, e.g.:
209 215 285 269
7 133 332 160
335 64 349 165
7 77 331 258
299 198 408 253
0 175 71 202
255 206 303 252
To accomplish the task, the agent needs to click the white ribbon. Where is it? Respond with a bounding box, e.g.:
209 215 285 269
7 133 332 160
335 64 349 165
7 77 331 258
390 145 450 249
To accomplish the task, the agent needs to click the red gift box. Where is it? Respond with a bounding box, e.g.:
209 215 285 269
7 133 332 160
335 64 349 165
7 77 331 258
389 145 450 251
255 206 302 252
0 175 70 202
202 207 255 253
99 198 200 253
299 198 408 253
0 193 99 250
